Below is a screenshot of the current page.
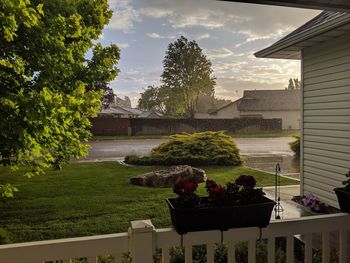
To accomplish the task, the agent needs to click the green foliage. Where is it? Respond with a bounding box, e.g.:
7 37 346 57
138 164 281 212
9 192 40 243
138 85 166 114
289 135 300 157
0 0 120 197
0 228 11 244
125 131 242 166
138 36 216 117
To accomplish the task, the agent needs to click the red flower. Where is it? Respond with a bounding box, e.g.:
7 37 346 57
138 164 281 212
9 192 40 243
209 185 225 201
184 182 198 193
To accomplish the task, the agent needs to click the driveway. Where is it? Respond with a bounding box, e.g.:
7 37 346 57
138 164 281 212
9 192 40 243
79 137 300 177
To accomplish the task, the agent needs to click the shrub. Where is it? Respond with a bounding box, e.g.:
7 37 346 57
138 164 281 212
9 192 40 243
289 135 300 157
0 228 11 244
125 131 242 166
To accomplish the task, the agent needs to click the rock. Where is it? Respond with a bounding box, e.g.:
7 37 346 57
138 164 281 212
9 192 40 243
130 165 206 187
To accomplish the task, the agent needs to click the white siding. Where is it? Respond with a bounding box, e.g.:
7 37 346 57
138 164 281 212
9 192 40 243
302 33 350 208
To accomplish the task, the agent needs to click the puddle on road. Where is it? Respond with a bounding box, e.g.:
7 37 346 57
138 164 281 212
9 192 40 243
244 154 300 179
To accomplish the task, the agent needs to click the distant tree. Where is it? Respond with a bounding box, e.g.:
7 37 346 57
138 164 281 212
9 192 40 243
195 94 232 113
138 85 166 113
287 78 301 90
161 36 216 118
0 0 119 197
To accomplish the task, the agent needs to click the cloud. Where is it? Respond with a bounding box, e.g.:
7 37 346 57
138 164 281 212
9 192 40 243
196 33 210 40
136 0 319 40
147 32 176 39
206 48 234 59
107 0 140 32
116 42 130 48
139 7 173 18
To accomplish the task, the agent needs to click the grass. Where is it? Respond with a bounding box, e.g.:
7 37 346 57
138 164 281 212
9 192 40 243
0 162 297 243
92 130 300 141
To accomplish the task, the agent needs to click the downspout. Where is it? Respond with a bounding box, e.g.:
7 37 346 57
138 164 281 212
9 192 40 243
300 49 304 196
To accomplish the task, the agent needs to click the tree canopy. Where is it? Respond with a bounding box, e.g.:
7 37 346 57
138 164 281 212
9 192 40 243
0 0 120 197
138 36 216 117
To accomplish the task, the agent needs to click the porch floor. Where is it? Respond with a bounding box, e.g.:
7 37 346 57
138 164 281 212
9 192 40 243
263 185 317 220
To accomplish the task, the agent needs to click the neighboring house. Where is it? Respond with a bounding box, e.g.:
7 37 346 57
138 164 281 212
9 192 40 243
98 107 138 118
98 105 141 118
194 100 240 119
195 89 301 130
98 105 162 119
239 90 300 130
138 111 163 119
256 11 350 208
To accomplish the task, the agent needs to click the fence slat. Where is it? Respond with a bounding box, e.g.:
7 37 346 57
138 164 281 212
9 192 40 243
267 237 275 263
286 236 294 263
304 233 313 263
62 260 71 263
87 256 97 263
162 247 170 263
339 229 348 263
185 245 192 263
206 243 215 263
248 240 256 263
113 253 123 263
322 232 330 263
227 241 235 263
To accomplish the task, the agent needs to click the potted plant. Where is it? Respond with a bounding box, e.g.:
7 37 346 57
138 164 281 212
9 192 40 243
334 169 350 213
166 175 275 234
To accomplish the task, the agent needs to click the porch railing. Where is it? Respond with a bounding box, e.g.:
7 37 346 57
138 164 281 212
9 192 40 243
0 213 349 263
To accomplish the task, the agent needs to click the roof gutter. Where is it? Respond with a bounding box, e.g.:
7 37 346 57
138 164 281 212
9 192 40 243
254 13 350 58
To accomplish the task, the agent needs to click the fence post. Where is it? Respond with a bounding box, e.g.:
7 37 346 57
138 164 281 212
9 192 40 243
129 219 155 263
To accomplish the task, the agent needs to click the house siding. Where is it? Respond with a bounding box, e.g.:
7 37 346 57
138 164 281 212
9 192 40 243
302 33 350 208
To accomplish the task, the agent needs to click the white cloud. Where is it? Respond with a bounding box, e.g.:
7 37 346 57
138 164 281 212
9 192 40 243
139 7 173 18
107 0 140 32
196 33 210 40
116 42 130 48
147 32 176 39
206 48 234 59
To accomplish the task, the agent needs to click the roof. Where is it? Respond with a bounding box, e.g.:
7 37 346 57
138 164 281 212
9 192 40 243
99 107 130 115
255 11 350 59
138 111 162 118
100 106 142 116
209 100 240 114
238 89 300 111
220 1 350 12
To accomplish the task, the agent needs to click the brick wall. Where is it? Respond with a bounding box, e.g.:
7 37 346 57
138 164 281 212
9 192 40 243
89 117 282 136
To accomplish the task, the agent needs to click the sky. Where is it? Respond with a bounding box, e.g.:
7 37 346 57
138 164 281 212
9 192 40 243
98 0 320 107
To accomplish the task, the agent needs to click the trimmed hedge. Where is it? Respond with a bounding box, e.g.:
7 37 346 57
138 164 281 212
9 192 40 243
125 131 242 166
289 135 300 158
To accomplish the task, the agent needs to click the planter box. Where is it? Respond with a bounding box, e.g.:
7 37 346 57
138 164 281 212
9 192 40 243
334 188 350 213
166 197 275 234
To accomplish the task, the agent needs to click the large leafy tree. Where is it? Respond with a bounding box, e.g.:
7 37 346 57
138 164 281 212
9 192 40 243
0 0 120 197
161 36 216 118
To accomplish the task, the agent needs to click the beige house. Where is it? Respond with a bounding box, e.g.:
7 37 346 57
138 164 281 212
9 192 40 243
195 89 301 130
256 11 350 208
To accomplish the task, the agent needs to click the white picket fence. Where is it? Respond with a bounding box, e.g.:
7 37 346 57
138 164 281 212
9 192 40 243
1 213 350 263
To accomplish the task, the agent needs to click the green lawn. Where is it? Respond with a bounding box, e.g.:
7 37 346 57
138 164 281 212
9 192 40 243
0 162 297 243
92 130 299 141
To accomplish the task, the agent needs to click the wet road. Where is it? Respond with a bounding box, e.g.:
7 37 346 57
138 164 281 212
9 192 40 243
80 137 300 177
84 137 294 158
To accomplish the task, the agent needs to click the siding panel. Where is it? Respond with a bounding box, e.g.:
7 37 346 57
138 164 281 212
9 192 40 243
303 33 350 208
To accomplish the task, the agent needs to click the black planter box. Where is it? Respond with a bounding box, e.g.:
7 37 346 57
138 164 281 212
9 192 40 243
334 188 350 213
166 197 275 234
